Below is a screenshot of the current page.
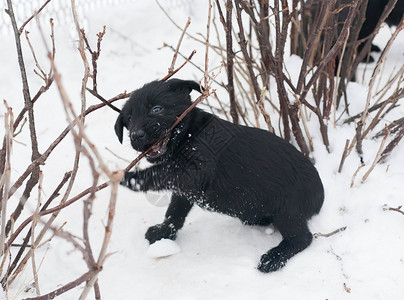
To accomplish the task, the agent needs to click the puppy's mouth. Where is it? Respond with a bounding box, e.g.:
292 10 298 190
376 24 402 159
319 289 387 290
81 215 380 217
146 135 170 159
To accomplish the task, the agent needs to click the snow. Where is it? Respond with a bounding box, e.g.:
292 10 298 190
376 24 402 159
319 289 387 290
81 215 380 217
1 0 404 299
146 239 181 258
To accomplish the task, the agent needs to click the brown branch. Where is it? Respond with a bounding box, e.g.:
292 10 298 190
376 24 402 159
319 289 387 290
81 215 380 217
314 226 347 238
0 101 13 255
81 26 106 93
352 17 404 152
296 0 335 94
87 88 122 113
338 139 350 173
300 1 360 104
350 163 365 188
383 205 404 216
168 17 191 75
360 90 402 140
25 31 47 80
11 18 56 135
355 121 364 159
258 89 274 132
160 50 197 82
162 44 228 89
216 0 238 124
373 117 404 138
361 125 390 183
79 24 124 117
272 0 309 155
234 1 261 103
378 123 404 164
1 172 72 287
7 92 129 204
204 0 213 88
6 0 40 160
78 148 101 299
3 19 56 236
344 16 404 158
344 90 404 124
21 270 95 300
78 171 122 299
31 170 44 296
2 94 129 268
18 0 53 35
4 0 52 238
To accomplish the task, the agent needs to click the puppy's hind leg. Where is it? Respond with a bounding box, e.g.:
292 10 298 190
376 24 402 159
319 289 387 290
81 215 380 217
145 194 193 244
257 216 313 273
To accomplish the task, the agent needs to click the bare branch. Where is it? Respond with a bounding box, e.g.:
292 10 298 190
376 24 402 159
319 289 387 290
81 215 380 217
338 139 350 173
169 17 191 75
161 50 197 82
216 0 238 124
361 125 390 183
0 101 13 256
314 226 347 238
1 172 71 286
18 0 53 35
378 123 404 163
382 205 404 216
350 163 365 188
21 270 95 300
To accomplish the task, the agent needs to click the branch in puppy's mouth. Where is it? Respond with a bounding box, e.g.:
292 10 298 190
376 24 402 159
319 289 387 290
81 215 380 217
124 90 213 172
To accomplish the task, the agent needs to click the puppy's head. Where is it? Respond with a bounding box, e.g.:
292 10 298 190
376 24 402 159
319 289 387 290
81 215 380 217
115 79 201 162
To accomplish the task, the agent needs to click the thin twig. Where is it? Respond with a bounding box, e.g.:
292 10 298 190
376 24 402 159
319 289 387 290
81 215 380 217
355 121 364 160
18 0 53 35
4 0 42 237
0 101 13 256
168 17 191 75
78 170 123 300
1 172 71 287
160 50 197 82
258 88 274 132
204 0 213 88
378 123 404 163
382 205 404 216
31 170 43 296
6 0 40 160
350 163 365 188
314 226 347 238
361 125 390 183
216 0 238 124
86 88 122 113
338 139 350 173
21 271 95 300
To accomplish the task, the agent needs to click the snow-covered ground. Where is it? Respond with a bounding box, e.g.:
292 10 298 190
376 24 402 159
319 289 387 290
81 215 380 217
1 1 404 299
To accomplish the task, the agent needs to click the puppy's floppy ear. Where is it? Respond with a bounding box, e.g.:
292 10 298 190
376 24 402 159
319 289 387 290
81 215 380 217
114 114 125 144
166 79 203 94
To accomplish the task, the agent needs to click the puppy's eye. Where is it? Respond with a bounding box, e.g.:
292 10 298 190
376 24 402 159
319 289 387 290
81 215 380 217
127 116 132 122
151 106 163 114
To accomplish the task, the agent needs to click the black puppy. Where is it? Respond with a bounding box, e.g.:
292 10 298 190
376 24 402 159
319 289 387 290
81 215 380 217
115 79 324 272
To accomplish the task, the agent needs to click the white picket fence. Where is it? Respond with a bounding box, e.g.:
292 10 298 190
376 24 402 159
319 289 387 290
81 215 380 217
0 0 193 35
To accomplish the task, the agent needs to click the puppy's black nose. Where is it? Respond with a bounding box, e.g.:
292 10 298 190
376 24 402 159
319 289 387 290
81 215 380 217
131 129 146 141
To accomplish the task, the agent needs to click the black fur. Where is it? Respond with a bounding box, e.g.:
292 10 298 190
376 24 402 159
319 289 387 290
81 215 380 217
115 79 324 272
358 0 404 59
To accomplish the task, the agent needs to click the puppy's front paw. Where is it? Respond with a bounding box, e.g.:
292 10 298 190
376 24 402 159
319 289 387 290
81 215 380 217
257 249 288 273
121 172 144 191
145 223 177 244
